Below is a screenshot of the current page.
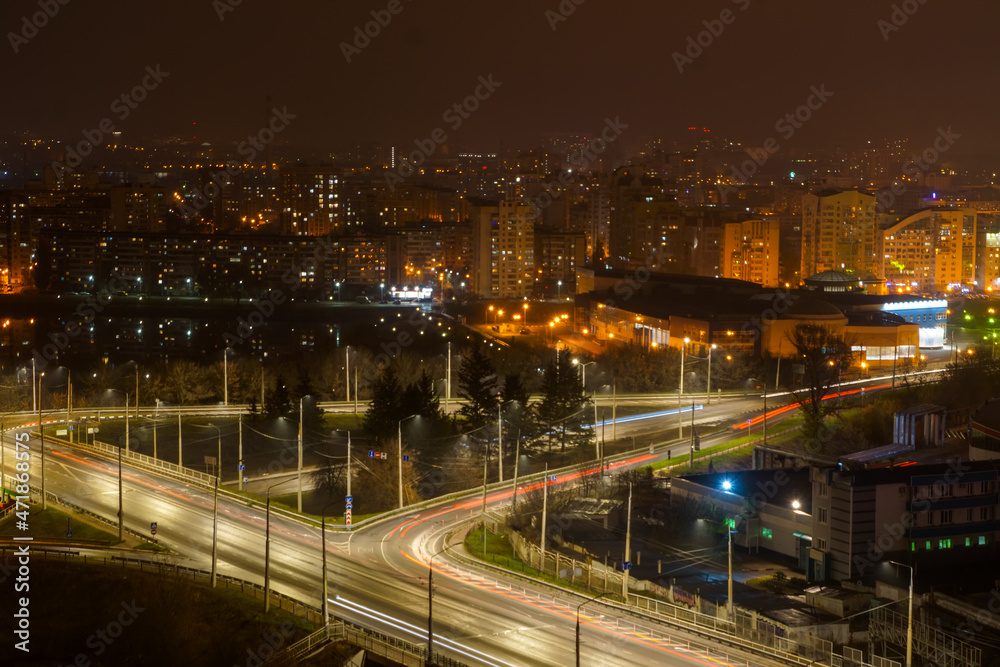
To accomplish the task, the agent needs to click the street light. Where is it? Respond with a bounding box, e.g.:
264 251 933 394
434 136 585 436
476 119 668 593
320 500 339 626
426 543 452 665
264 477 296 612
223 348 232 406
573 359 595 390
575 592 609 667
887 561 915 667
706 344 717 405
192 422 222 587
398 414 420 509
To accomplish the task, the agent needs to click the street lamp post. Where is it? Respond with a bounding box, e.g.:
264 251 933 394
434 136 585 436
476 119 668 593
192 422 222 588
573 359 595 390
888 560 915 667
398 414 419 509
576 592 609 667
223 348 231 406
678 337 690 438
38 373 45 509
426 543 452 666
264 478 295 612
706 344 717 405
320 501 339 626
557 279 562 301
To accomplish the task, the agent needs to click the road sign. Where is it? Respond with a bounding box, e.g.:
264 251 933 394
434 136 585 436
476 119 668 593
243 476 249 484
649 444 654 455
345 495 353 503
345 502 353 510
237 464 245 471
66 531 73 538
549 475 556 482
368 450 374 458
56 429 67 436
345 511 352 526
403 455 409 462
150 522 157 536
622 561 631 571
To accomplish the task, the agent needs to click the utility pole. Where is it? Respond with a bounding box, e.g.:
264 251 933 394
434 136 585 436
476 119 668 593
612 382 617 441
67 372 72 444
223 348 229 407
297 398 303 513
511 434 520 512
593 392 599 461
353 368 358 415
775 340 782 388
541 463 549 573
762 389 767 447
177 411 183 467
727 528 733 617
125 394 130 453
238 413 243 492
498 404 503 484
117 443 123 541
345 346 350 403
481 450 488 514
446 341 451 413
38 375 45 510
622 482 632 600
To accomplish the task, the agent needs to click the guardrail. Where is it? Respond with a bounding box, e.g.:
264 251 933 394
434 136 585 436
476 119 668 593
0 548 470 667
448 520 819 667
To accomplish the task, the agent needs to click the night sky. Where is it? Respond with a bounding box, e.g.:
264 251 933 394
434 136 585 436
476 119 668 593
4 0 999 163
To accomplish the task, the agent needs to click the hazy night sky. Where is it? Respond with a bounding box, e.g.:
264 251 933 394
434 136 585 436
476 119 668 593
3 0 999 164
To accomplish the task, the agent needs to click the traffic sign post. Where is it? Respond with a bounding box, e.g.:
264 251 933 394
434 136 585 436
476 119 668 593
622 561 631 571
150 521 158 536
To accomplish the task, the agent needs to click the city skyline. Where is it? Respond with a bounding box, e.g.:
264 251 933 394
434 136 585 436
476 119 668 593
2 1 1000 167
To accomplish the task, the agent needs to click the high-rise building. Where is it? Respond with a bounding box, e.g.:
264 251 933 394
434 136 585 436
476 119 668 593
110 184 168 232
801 190 881 280
470 200 535 298
883 208 977 293
280 166 341 236
722 219 780 286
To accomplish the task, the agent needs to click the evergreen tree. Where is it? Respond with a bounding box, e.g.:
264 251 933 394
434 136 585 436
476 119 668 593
401 369 441 421
537 353 592 451
457 345 498 429
265 379 292 418
294 367 323 429
364 366 403 446
500 372 536 443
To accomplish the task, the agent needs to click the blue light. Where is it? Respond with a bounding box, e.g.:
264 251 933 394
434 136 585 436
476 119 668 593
722 480 733 491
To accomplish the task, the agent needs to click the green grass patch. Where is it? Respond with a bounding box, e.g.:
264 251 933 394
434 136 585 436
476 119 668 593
321 413 364 430
0 506 120 545
134 541 165 552
464 527 607 598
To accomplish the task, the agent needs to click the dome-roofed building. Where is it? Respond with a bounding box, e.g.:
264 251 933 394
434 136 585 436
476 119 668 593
803 271 861 293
